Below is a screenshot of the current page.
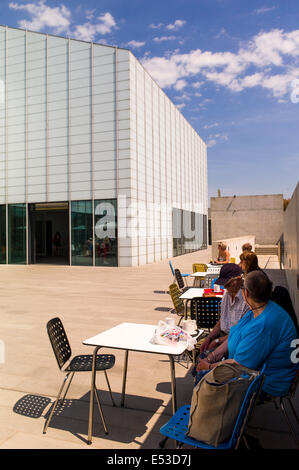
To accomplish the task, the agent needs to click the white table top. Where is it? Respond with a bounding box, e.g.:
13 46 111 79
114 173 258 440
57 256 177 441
179 288 223 300
83 322 190 356
190 272 209 277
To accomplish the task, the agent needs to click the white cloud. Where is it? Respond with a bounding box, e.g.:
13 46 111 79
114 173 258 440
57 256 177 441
254 6 277 15
207 133 228 147
127 40 145 49
9 2 117 42
166 20 186 31
174 79 187 91
142 28 299 100
153 36 177 42
69 12 117 41
204 123 219 129
9 0 71 34
149 23 164 29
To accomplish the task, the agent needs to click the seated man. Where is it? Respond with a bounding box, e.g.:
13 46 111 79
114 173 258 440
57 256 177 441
196 271 298 397
199 263 250 363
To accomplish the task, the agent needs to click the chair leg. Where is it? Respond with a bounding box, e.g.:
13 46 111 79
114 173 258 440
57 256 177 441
104 370 116 407
94 387 109 435
280 398 299 448
61 372 75 403
43 373 70 434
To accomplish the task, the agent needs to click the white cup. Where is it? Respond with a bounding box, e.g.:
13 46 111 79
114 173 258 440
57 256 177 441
214 284 220 292
181 319 196 334
165 317 175 328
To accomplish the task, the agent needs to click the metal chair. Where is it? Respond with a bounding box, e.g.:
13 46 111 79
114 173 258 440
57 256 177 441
169 260 190 282
174 268 189 292
203 274 218 289
192 263 208 273
44 317 116 436
190 297 221 331
160 365 266 449
168 283 185 326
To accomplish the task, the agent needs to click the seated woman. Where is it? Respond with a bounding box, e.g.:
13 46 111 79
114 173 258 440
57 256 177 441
214 242 230 265
239 251 261 275
196 270 298 397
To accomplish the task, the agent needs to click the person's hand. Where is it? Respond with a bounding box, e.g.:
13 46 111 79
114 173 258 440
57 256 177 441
200 337 211 353
196 359 210 372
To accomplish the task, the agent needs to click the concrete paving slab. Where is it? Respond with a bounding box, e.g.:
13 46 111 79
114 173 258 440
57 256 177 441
0 248 298 449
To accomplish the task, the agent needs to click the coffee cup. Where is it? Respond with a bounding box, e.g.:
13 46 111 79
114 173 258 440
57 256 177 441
214 284 220 292
165 317 175 328
181 319 197 334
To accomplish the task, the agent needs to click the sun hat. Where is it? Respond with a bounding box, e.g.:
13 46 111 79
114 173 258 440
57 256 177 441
214 263 243 286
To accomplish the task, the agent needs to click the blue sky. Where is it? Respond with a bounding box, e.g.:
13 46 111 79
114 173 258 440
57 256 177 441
1 0 299 201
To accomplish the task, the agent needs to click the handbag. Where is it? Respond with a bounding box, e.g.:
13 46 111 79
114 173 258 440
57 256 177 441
187 362 259 447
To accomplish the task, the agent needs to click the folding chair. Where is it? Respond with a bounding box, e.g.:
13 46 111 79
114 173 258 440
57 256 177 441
44 317 116 437
169 260 190 282
190 297 221 331
160 365 266 449
192 263 208 273
174 268 189 292
168 283 185 326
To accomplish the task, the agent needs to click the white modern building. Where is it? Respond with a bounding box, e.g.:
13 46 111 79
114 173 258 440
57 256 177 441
0 25 208 267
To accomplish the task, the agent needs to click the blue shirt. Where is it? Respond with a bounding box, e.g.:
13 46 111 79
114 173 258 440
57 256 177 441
228 300 298 396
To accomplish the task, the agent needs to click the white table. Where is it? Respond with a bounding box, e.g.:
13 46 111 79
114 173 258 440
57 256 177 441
83 322 191 444
180 288 223 318
189 271 209 287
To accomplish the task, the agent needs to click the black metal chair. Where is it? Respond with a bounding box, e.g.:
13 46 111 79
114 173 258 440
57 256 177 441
203 274 218 289
44 317 116 436
190 297 221 331
174 268 189 292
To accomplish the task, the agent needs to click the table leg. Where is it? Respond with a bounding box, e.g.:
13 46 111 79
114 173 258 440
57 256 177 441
87 345 99 445
121 350 129 407
168 355 177 415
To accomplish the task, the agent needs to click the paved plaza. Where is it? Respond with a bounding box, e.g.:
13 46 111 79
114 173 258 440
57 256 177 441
0 249 298 449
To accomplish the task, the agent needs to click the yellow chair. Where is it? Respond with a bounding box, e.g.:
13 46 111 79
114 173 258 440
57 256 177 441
168 283 186 325
230 257 236 264
192 263 208 273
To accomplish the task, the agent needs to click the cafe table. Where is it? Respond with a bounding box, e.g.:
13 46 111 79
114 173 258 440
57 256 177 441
83 322 195 444
189 271 210 287
179 288 224 318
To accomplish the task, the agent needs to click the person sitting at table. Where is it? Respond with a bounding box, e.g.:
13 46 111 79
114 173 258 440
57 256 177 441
213 242 230 265
199 264 250 363
239 251 262 275
196 270 298 398
242 242 253 253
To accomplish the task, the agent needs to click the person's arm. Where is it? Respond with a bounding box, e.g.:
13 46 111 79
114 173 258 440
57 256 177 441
207 338 228 362
200 320 221 353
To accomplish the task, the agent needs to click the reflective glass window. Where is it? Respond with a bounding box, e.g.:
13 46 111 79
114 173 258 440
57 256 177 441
8 204 26 264
0 205 6 263
71 200 93 266
94 199 117 266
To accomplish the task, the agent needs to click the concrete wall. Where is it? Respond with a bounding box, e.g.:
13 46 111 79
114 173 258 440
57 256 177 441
210 194 284 245
283 183 299 317
212 235 256 263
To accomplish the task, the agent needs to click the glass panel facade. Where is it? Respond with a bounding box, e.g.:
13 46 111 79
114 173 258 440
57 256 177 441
95 199 117 266
71 200 93 266
8 204 26 264
0 205 6 263
172 208 207 257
